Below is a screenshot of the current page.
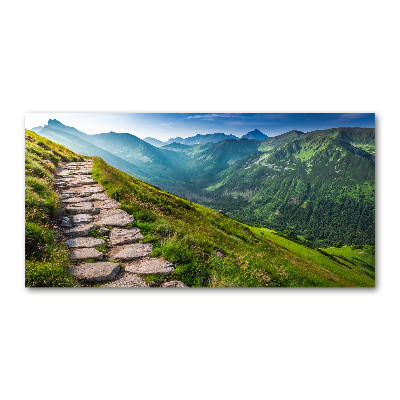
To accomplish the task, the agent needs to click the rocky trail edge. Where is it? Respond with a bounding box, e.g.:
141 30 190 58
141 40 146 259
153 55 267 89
54 160 187 288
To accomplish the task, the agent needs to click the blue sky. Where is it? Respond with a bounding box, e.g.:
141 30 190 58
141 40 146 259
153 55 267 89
25 113 375 140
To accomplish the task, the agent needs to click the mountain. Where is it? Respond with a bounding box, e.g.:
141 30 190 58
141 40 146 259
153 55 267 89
31 119 193 190
143 137 165 147
45 119 89 140
241 129 269 140
30 122 170 187
30 120 375 247
201 128 375 246
257 130 306 151
165 132 239 145
31 126 43 134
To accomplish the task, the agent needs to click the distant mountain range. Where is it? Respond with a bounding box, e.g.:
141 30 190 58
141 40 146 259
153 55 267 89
30 119 375 246
143 129 269 147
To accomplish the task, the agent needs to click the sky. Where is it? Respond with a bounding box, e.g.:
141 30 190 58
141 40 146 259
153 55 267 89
25 113 375 141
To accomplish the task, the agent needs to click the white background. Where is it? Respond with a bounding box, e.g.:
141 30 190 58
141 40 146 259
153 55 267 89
1 1 399 399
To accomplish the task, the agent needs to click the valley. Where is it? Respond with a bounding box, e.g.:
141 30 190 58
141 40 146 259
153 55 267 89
31 120 375 247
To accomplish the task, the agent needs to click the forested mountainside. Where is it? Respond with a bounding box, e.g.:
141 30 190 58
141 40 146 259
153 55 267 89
32 121 375 246
203 131 375 246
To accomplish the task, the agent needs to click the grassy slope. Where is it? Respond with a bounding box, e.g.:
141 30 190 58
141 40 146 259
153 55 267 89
25 129 85 287
92 157 375 287
323 245 375 271
249 227 374 286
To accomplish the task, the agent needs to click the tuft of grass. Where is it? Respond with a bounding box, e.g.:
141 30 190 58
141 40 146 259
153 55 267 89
94 243 108 254
143 273 164 286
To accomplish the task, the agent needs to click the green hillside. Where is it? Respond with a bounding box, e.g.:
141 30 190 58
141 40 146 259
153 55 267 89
25 129 84 287
24 129 374 287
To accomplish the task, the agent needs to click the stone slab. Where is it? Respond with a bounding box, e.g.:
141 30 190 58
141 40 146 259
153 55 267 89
69 262 120 282
65 237 105 248
65 224 95 237
80 186 104 195
98 199 121 209
125 257 174 276
59 193 76 199
112 243 153 261
70 247 103 260
90 193 109 201
97 209 135 227
73 214 93 226
100 273 149 288
62 196 95 204
66 202 95 214
68 178 96 187
56 170 72 176
55 177 74 182
109 227 143 246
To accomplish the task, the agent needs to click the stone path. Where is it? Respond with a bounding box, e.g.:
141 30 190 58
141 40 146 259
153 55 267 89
55 160 187 288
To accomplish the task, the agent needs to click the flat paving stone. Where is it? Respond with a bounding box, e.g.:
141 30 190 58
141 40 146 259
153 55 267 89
90 193 109 201
60 193 75 199
60 189 81 196
98 199 121 209
80 186 104 195
68 178 96 187
62 196 95 204
70 247 103 260
100 273 149 288
56 170 72 176
73 214 93 226
65 237 105 248
66 202 96 214
160 280 188 288
69 262 120 282
109 227 143 246
65 224 95 237
111 243 153 261
125 257 174 276
97 209 135 227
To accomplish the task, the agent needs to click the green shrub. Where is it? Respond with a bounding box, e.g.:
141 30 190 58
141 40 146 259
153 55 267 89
25 261 74 287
